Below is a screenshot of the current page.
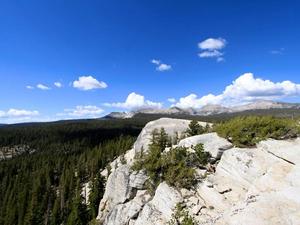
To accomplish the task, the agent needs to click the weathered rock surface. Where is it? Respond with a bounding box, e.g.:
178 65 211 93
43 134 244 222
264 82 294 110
199 138 300 225
178 132 232 159
134 182 183 225
96 164 148 223
104 190 151 225
96 118 300 225
257 138 300 164
133 118 209 154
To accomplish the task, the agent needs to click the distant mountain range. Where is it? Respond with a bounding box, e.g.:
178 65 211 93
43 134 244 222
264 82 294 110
104 100 300 119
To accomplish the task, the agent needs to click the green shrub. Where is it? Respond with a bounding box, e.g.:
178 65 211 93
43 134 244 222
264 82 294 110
161 147 196 189
215 116 300 147
168 203 197 225
192 143 211 166
132 129 212 191
132 128 169 189
186 120 209 136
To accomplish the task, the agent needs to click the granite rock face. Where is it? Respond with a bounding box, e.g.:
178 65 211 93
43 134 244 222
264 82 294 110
134 182 183 225
133 118 209 154
96 164 148 223
96 118 300 225
178 132 232 159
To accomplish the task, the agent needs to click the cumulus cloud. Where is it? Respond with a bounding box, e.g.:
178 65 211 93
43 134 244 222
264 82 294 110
73 76 108 90
26 85 34 89
7 109 39 117
174 73 300 108
151 59 172 72
157 63 172 71
198 38 226 62
104 92 162 110
174 94 222 108
0 108 41 124
37 84 50 90
54 82 62 88
58 105 104 118
0 109 39 118
198 38 226 50
167 98 176 103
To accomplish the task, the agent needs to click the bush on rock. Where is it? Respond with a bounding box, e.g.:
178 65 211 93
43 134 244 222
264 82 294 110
133 128 212 191
215 116 300 147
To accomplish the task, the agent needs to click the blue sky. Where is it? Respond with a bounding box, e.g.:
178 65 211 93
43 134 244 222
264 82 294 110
1 0 300 123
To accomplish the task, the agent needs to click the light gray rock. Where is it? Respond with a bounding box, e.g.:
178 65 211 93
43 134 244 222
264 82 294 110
101 148 136 179
178 132 232 159
218 193 300 225
198 138 300 225
257 138 300 165
134 118 209 154
104 190 151 225
97 118 300 225
212 147 278 200
81 181 91 205
97 165 148 223
196 180 230 212
134 182 183 225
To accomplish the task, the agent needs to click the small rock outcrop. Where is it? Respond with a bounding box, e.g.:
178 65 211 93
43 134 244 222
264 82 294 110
178 132 232 159
133 118 209 154
134 182 183 225
96 118 300 225
97 165 148 223
0 145 35 160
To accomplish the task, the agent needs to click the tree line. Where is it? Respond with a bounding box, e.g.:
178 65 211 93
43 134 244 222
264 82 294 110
0 119 143 225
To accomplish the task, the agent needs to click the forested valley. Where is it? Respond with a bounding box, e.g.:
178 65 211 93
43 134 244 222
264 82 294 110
0 119 146 225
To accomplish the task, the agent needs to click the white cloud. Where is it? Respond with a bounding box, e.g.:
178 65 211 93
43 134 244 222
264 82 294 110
37 84 50 90
54 82 62 88
157 63 172 71
174 94 223 108
151 59 160 65
26 85 34 89
0 108 42 124
198 38 226 62
0 109 39 118
58 105 104 118
0 111 5 117
6 109 39 117
198 38 226 50
174 73 300 108
104 92 162 110
270 48 284 55
216 57 225 62
73 76 108 90
167 98 176 103
151 59 172 72
198 50 223 58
